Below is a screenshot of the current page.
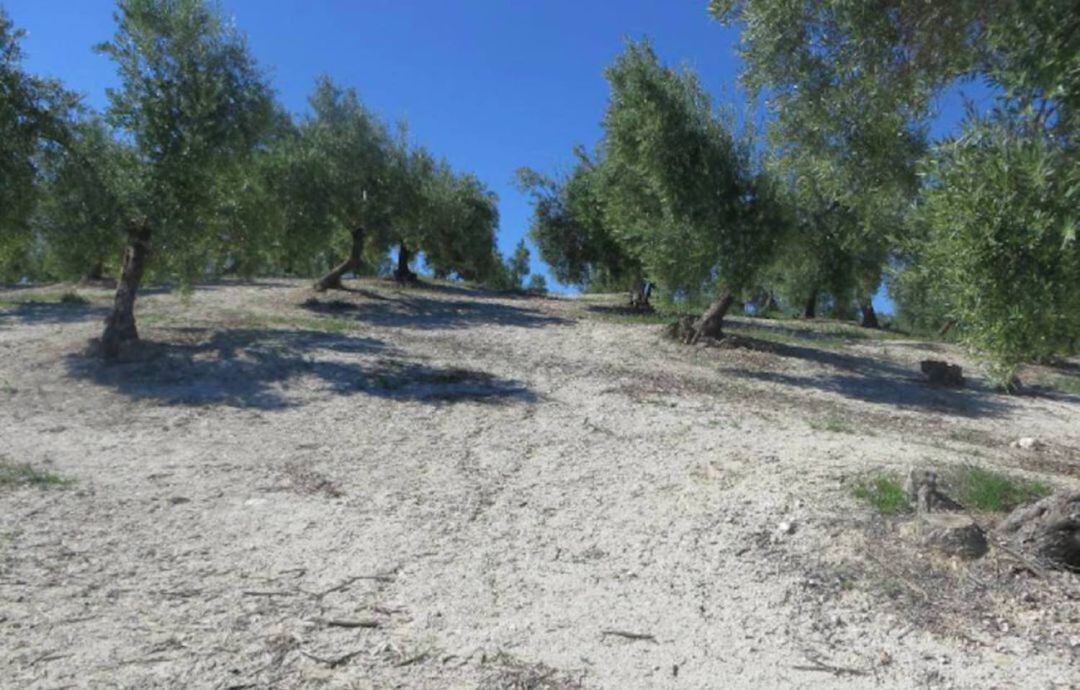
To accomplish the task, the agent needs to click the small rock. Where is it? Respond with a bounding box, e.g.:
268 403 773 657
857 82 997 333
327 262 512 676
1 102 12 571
903 513 989 559
1011 437 1043 451
776 521 796 535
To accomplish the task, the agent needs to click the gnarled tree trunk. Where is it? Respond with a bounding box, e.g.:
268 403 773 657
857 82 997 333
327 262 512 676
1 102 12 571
101 220 151 359
803 288 817 319
393 241 418 284
859 299 880 329
314 226 365 292
683 289 735 344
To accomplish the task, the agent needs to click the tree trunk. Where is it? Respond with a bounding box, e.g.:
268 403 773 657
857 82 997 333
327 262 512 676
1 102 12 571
764 292 779 314
803 288 818 319
313 226 365 292
393 242 418 284
101 221 151 359
686 289 735 344
859 299 880 329
628 279 654 311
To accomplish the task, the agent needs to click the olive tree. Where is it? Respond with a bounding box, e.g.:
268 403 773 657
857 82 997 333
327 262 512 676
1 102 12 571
910 119 1079 385
598 41 781 339
96 0 274 357
518 148 644 300
421 167 501 283
296 77 394 291
713 0 1079 364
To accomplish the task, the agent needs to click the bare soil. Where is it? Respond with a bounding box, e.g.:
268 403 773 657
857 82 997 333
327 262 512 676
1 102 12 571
1 279 1078 689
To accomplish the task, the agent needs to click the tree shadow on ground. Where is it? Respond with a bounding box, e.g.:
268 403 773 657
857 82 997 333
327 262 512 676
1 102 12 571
300 294 570 330
0 301 110 326
717 335 1014 418
584 304 659 318
64 328 536 410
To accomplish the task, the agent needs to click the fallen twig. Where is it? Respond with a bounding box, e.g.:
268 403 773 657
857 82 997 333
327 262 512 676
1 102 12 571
241 590 297 597
300 649 363 668
316 574 395 599
792 661 868 677
309 618 380 629
29 650 70 666
395 651 429 667
600 629 657 643
793 652 869 678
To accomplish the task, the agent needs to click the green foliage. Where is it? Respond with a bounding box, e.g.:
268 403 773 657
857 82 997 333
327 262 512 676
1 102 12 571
506 239 531 289
526 274 548 296
851 476 911 516
418 165 502 283
597 40 781 306
716 0 1079 373
0 10 77 281
946 465 1052 513
34 118 130 280
518 147 642 292
910 119 1080 385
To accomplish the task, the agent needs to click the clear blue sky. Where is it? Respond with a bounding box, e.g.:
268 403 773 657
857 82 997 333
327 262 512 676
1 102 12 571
6 1 988 309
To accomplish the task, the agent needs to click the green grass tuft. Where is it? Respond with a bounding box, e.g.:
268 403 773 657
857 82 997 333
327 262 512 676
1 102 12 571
59 291 89 305
852 476 911 515
0 459 73 488
947 465 1051 513
809 416 855 433
1043 375 1080 396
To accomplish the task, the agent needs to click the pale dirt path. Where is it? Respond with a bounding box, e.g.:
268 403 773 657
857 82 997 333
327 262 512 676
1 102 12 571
1 280 1077 689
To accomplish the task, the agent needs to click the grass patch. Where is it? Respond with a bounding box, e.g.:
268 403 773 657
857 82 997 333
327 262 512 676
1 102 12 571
0 290 90 307
852 475 911 515
1043 375 1080 396
809 416 855 433
945 427 986 445
946 465 1051 513
0 459 73 488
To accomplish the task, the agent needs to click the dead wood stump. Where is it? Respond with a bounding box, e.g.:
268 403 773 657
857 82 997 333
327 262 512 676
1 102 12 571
995 491 1080 571
921 360 964 387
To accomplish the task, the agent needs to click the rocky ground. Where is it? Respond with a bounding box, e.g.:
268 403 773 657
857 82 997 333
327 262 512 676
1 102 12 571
1 279 1077 689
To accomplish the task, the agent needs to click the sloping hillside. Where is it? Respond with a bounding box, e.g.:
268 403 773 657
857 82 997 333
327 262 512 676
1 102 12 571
1 280 1078 689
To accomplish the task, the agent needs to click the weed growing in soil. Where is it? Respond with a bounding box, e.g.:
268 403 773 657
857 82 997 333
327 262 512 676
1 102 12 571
0 459 73 488
946 465 1051 512
809 416 854 433
852 476 911 515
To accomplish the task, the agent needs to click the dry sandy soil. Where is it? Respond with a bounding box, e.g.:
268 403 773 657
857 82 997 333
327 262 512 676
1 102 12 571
1 279 1078 689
